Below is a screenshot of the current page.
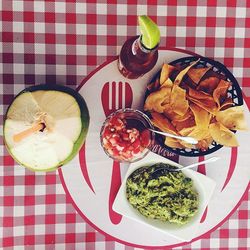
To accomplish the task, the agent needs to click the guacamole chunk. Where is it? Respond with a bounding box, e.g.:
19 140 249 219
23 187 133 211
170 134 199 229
126 163 199 225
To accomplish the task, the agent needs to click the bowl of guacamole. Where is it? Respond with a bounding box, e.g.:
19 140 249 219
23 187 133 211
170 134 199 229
126 163 199 225
112 152 216 241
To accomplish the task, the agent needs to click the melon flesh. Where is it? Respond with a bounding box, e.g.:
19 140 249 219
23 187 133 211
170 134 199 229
7 92 41 123
4 90 83 171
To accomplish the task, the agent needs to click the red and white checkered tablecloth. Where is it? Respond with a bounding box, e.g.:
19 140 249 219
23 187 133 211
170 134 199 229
0 1 249 249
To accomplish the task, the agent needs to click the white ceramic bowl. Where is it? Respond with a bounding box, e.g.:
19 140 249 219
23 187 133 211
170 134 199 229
112 152 216 242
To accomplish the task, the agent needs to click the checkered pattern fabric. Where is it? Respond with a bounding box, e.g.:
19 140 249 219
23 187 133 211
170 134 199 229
0 1 249 249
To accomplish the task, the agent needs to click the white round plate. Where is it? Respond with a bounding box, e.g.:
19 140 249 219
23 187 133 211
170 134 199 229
58 49 250 248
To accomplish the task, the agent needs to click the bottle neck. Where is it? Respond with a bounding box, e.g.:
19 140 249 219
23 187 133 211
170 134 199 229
132 36 158 56
138 35 159 53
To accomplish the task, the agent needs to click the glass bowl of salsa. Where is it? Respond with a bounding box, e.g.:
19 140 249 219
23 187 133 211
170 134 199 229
100 108 155 163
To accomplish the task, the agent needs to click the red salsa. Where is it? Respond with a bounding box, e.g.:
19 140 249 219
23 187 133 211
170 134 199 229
101 115 151 162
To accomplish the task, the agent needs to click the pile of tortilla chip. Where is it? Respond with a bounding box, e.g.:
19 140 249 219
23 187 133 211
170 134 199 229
144 59 248 151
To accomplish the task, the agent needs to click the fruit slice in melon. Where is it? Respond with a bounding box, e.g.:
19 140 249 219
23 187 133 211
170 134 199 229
4 84 89 171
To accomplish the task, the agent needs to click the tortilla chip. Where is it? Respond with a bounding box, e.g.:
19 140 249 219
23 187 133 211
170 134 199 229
170 84 189 116
220 97 234 110
179 80 198 91
169 68 181 82
187 127 211 141
187 67 211 84
174 59 200 85
172 116 196 132
160 64 176 85
179 126 196 136
161 91 172 106
161 78 173 88
174 109 192 122
185 105 212 143
151 112 178 135
163 104 191 122
197 77 220 94
147 78 160 92
163 103 179 120
216 105 248 130
188 98 217 114
209 122 239 147
179 140 195 149
164 137 184 149
196 137 213 151
189 103 211 129
213 79 231 107
205 69 227 80
144 87 172 113
187 88 217 113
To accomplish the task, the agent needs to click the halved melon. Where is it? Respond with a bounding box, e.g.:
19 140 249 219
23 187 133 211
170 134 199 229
3 84 89 171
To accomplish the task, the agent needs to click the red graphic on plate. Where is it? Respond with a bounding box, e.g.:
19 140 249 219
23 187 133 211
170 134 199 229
200 207 208 224
221 147 238 191
197 156 206 175
198 147 238 223
108 160 122 224
101 81 133 116
79 143 95 193
101 81 133 224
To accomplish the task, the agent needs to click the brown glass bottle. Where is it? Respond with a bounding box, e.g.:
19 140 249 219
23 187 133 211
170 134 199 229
118 36 158 79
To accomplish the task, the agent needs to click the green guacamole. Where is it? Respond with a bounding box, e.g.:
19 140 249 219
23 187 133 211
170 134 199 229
126 163 199 225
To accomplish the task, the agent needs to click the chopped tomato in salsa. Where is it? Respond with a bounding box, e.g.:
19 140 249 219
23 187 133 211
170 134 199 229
102 116 151 161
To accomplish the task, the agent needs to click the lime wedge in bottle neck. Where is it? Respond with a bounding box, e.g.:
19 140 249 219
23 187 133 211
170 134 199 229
138 15 160 50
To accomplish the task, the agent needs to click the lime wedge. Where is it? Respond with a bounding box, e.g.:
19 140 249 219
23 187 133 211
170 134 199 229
138 15 160 49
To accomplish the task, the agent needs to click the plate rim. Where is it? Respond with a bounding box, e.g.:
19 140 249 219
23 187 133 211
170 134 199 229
58 47 250 249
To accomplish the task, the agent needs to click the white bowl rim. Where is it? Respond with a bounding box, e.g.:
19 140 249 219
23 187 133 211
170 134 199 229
112 151 216 242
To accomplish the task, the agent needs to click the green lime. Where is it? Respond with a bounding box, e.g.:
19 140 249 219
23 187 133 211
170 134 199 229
138 15 160 49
